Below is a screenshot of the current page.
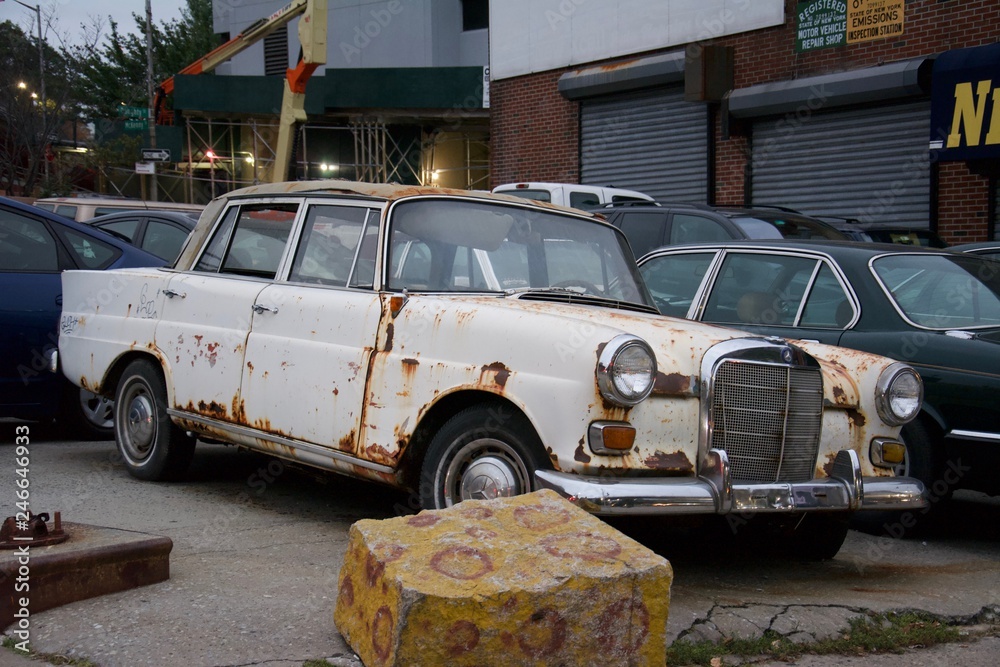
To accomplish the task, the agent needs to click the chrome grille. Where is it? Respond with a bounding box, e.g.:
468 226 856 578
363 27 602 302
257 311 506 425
710 360 823 483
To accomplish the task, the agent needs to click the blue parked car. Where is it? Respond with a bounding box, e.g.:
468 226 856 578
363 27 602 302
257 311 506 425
0 196 165 437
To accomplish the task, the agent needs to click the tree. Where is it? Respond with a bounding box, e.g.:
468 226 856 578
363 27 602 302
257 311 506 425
0 16 82 195
74 0 216 119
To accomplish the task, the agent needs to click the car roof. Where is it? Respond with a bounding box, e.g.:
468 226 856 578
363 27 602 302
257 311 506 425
638 237 965 260
89 209 199 227
950 241 1000 251
1 196 166 265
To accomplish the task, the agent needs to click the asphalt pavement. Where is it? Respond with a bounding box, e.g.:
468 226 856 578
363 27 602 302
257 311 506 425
1 431 998 666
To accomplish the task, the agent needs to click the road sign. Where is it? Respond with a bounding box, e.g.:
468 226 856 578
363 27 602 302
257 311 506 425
141 148 171 162
135 162 155 174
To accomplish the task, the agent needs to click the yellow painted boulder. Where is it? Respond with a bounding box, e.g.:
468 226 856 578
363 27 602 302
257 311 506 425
334 489 673 666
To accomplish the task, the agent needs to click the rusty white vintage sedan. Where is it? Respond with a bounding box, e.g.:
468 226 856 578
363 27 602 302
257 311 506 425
59 181 926 558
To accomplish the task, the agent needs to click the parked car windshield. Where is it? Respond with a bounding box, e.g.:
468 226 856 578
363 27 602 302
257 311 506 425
388 198 651 305
872 254 1000 329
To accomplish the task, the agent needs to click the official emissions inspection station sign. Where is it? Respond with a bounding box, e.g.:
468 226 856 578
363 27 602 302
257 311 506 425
797 0 904 53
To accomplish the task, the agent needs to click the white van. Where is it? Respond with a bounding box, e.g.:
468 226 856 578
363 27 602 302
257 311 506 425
492 182 654 210
33 196 203 222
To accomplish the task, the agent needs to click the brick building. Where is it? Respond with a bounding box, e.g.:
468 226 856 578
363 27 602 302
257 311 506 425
488 0 1000 243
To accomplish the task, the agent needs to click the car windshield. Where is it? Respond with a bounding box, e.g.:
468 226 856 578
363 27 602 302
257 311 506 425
872 254 1000 329
387 198 652 306
731 214 844 240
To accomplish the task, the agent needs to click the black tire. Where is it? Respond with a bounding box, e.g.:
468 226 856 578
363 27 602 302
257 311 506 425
897 416 949 501
419 402 549 510
59 381 114 440
114 359 196 481
789 513 851 561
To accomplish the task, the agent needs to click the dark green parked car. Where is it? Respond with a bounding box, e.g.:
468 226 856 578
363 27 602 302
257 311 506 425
637 240 1000 499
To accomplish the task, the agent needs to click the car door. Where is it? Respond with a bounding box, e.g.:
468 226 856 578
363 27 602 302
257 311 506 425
0 209 64 413
696 250 854 345
154 202 298 424
239 202 383 455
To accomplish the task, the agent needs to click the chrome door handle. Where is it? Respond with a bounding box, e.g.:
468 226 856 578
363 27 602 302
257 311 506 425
252 304 278 314
163 289 185 299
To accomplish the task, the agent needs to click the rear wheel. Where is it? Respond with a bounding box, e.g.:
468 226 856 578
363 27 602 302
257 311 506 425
419 403 549 509
114 359 195 481
59 382 114 440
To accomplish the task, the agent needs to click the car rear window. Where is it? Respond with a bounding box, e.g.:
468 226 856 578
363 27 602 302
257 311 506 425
872 254 1000 329
55 227 121 269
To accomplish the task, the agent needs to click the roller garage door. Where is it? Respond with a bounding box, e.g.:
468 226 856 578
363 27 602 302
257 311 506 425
751 102 930 226
580 87 708 203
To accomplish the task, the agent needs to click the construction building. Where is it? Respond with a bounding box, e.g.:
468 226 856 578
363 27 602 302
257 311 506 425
150 0 489 201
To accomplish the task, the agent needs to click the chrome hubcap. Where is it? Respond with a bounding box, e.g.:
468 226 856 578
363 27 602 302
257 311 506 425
125 393 155 458
460 455 519 501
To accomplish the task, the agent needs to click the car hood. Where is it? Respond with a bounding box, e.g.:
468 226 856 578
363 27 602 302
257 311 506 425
421 295 893 409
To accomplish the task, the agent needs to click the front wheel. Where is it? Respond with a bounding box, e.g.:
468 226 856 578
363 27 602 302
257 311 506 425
419 403 549 510
114 359 195 481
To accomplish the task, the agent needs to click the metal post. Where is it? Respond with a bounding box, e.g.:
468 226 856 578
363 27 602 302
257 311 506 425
13 1 47 182
145 0 158 200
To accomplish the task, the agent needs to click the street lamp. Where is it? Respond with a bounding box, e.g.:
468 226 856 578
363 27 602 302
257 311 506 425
11 0 47 179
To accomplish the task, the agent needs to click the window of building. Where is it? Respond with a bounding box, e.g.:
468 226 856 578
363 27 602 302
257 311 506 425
461 0 489 31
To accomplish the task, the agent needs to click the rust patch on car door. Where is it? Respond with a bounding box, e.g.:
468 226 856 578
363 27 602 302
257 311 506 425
480 362 511 389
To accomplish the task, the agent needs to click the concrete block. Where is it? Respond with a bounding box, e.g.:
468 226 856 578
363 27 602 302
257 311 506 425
1 522 171 631
334 489 673 666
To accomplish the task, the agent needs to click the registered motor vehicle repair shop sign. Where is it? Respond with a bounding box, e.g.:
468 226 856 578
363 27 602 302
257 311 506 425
796 0 904 53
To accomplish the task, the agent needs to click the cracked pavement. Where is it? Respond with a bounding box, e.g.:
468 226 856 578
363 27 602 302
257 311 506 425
3 437 999 666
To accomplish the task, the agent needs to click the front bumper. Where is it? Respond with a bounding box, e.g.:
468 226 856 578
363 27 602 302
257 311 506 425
535 449 927 516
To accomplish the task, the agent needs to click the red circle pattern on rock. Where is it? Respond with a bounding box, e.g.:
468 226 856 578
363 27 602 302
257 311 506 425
595 596 651 655
429 545 495 580
371 605 393 662
516 608 567 658
445 620 481 657
460 506 495 520
338 575 354 607
465 526 498 540
513 504 571 531
541 531 623 562
407 513 441 527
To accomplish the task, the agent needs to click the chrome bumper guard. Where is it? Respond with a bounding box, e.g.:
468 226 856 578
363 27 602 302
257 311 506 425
535 449 927 516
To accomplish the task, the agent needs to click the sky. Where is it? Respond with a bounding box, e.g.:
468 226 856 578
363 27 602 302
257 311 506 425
1 0 188 47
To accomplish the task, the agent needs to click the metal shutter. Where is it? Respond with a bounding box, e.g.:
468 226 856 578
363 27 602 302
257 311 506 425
581 87 708 202
752 101 930 226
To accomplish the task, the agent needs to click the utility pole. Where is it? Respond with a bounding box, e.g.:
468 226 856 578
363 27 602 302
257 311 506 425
12 0 47 181
145 0 158 200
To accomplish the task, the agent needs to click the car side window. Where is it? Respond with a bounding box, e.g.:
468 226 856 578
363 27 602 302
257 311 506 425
703 253 817 326
638 252 717 317
669 214 732 245
0 213 59 271
56 228 120 269
569 191 600 209
143 221 191 261
800 263 854 328
55 205 77 218
97 219 141 242
618 212 667 258
289 205 369 287
195 204 296 278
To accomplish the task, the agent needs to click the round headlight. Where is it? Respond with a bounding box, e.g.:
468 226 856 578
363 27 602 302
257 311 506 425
597 335 657 406
875 363 922 425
